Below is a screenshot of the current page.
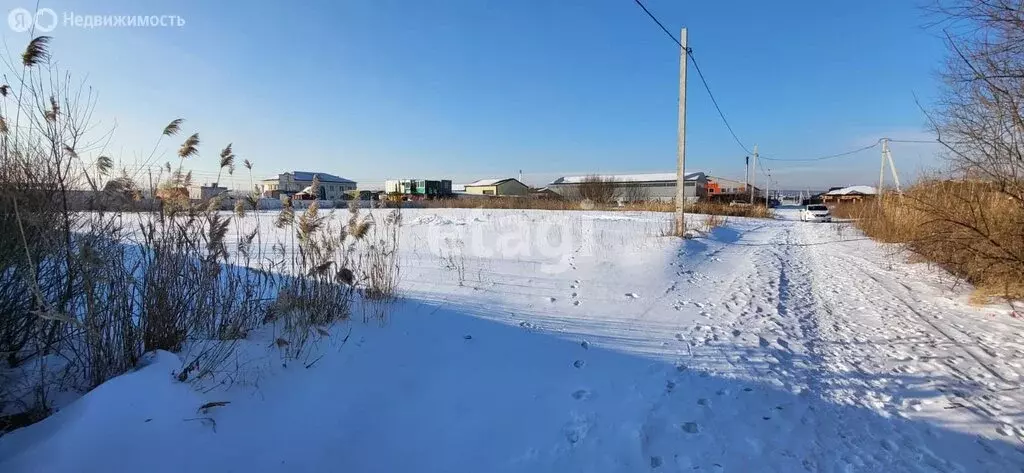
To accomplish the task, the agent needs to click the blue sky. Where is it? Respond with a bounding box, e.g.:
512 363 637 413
0 0 947 190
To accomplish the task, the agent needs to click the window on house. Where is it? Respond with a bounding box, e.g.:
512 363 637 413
483 189 494 195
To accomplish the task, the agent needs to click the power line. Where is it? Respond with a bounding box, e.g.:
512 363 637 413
688 52 752 155
759 141 880 162
756 157 775 188
632 0 683 49
887 138 952 144
632 0 752 155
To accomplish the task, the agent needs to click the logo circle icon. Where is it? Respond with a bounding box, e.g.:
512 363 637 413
34 8 57 33
8 8 32 33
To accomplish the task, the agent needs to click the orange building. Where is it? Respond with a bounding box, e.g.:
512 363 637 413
706 176 761 199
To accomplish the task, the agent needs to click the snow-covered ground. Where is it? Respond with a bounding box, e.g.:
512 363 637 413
2 207 1024 472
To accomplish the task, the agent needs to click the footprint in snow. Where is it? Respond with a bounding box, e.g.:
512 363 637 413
571 389 591 400
625 292 640 299
573 360 586 369
681 422 701 433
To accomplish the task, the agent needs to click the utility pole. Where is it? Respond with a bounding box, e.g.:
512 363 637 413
673 27 688 237
878 138 902 196
744 155 749 198
878 139 886 196
749 144 758 204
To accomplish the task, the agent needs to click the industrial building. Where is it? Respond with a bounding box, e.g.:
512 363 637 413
706 175 762 201
385 179 453 198
463 178 530 196
258 171 356 200
547 172 708 203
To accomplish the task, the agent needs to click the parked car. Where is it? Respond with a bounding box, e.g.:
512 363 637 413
800 204 832 222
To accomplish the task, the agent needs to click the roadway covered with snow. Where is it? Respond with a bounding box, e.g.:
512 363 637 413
2 208 1023 472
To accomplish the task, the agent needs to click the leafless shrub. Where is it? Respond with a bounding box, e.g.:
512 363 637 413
576 175 619 204
0 36 398 430
837 183 1024 300
441 238 467 285
701 214 727 232
838 1 1024 301
619 183 651 203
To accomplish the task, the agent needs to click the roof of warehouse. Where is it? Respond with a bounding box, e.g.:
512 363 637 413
550 172 705 185
465 178 521 187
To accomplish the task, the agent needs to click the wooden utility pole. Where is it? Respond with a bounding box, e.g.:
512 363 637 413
674 27 688 236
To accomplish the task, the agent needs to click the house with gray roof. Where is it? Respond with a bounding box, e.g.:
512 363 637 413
258 171 357 200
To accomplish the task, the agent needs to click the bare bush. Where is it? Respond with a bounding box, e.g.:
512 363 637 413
701 214 727 232
834 183 1024 300
827 2 1024 301
0 36 401 430
619 183 651 203
849 0 1024 301
576 175 619 204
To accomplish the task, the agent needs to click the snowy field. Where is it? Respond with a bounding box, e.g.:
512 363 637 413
2 207 1024 472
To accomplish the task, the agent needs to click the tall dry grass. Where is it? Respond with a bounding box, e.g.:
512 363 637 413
0 37 401 432
832 182 1023 301
415 197 775 218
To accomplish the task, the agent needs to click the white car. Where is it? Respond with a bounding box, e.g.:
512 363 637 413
801 204 832 222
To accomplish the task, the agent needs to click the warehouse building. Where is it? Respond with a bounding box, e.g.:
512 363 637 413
547 172 708 203
463 178 530 196
384 179 453 198
706 175 762 201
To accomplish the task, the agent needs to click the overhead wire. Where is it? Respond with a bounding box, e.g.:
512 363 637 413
632 0 752 155
631 1 949 170
759 141 881 162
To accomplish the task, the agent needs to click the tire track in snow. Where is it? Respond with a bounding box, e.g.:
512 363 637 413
818 249 1024 449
